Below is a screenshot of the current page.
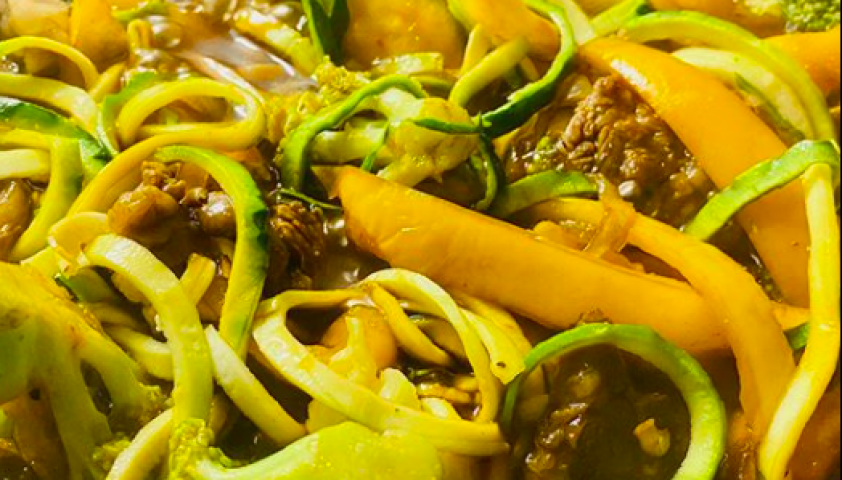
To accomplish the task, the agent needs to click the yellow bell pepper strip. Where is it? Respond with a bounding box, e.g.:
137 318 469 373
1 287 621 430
531 197 797 438
672 47 813 141
579 37 811 307
448 0 561 61
69 0 128 70
252 289 508 455
621 12 836 139
767 26 841 96
154 146 269 358
684 140 840 240
9 137 83 261
333 167 733 354
759 161 841 480
501 324 727 480
478 0 577 138
344 0 466 69
0 97 110 181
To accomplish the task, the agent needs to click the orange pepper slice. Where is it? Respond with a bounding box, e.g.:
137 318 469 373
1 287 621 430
580 38 810 307
333 167 800 356
767 27 841 96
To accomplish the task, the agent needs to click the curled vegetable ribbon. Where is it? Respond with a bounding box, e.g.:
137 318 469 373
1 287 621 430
502 323 727 480
70 78 266 214
0 36 100 131
253 282 510 456
48 213 214 425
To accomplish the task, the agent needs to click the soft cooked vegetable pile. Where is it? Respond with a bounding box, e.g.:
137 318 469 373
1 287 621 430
0 0 839 479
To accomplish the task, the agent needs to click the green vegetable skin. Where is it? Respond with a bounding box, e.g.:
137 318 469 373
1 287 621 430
156 146 269 358
685 140 840 241
279 75 427 191
9 137 84 261
490 169 597 217
501 324 727 480
97 72 161 155
302 0 350 64
479 0 577 138
0 97 110 182
621 11 836 141
172 421 442 480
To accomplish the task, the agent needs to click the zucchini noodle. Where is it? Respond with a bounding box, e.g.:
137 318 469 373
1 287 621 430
253 289 508 456
107 327 174 381
70 80 266 214
759 163 841 479
367 283 454 367
205 326 306 446
49 215 213 424
0 36 100 90
451 37 531 107
0 73 98 131
0 149 51 181
364 269 503 423
9 137 83 261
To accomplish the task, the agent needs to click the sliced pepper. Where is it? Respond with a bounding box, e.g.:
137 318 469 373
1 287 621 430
767 26 841 96
333 167 733 354
501 323 727 480
579 37 811 307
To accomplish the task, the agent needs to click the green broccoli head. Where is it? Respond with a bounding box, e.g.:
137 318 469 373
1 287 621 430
0 262 164 479
782 0 840 31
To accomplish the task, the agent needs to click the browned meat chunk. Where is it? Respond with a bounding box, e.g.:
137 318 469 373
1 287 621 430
265 201 326 296
0 180 32 260
506 75 713 227
517 346 690 480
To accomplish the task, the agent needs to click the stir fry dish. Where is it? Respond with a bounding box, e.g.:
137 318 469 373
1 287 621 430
0 0 839 478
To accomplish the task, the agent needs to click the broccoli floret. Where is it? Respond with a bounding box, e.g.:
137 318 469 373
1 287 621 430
782 0 840 31
168 420 443 480
0 263 164 479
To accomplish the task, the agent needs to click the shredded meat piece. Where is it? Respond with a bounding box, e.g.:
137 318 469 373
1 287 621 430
108 185 182 248
265 201 327 296
519 345 690 480
0 180 31 260
506 75 713 227
197 191 236 238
